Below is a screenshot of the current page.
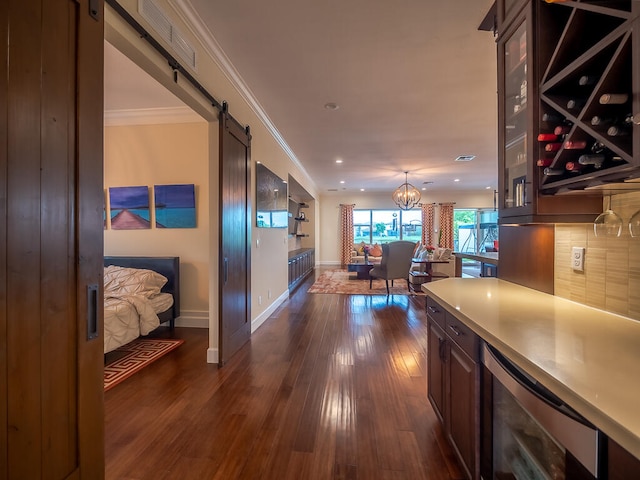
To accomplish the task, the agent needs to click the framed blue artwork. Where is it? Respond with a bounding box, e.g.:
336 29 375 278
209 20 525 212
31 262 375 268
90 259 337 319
154 184 196 228
108 186 151 230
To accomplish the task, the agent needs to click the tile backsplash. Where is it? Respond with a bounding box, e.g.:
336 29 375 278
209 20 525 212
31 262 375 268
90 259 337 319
555 191 640 321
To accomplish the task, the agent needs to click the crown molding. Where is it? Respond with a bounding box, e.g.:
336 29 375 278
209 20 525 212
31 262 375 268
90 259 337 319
169 0 316 191
104 106 205 126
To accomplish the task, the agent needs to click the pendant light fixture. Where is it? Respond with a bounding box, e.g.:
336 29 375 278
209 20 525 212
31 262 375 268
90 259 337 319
392 171 421 210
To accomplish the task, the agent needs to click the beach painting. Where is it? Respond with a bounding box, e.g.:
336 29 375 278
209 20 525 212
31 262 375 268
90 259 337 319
154 184 196 228
109 186 151 230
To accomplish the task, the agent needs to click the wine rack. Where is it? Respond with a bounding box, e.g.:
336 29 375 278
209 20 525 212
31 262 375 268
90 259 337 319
496 0 638 223
536 1 638 194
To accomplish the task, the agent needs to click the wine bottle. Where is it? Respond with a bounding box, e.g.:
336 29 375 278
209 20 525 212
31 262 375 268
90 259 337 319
542 112 563 123
565 161 584 173
607 125 630 136
545 143 562 152
537 158 553 167
578 75 597 86
520 78 527 106
567 99 586 110
599 93 629 105
537 133 558 142
564 140 587 150
591 115 617 127
578 154 605 169
543 167 564 176
554 125 571 136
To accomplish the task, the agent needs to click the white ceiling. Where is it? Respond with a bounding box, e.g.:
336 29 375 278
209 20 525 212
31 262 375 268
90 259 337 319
105 0 498 195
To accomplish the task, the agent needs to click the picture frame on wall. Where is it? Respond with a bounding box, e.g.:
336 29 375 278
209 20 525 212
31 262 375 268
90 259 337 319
154 184 196 228
108 186 151 230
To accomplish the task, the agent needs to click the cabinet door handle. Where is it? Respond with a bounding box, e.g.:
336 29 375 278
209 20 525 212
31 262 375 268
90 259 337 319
448 325 461 336
438 337 446 361
427 306 439 314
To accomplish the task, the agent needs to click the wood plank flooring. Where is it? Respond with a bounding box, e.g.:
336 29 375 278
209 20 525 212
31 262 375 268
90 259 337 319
104 269 464 479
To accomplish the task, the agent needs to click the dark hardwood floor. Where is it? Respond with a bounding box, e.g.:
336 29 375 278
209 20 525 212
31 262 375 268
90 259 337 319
105 269 463 480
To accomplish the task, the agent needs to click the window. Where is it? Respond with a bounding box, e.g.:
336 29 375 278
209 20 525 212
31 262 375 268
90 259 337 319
353 209 422 244
454 208 498 252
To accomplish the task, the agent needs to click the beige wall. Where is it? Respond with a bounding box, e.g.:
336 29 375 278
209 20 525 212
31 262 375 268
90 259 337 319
555 191 640 321
104 122 210 321
319 189 495 264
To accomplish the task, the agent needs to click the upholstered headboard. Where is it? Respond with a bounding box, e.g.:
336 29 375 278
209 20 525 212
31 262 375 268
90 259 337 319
103 256 180 327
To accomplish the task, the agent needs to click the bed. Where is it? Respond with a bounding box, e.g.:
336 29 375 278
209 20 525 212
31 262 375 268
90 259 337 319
103 256 181 353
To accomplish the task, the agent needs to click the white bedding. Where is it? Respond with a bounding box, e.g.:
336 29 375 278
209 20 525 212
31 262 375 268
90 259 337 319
103 265 174 353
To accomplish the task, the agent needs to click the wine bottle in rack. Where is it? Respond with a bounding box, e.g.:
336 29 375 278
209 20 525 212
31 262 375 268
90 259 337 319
578 75 597 86
599 93 629 105
565 161 584 173
578 154 605 169
591 115 617 127
542 112 563 123
543 167 564 176
607 125 630 137
537 133 558 142
554 125 571 136
536 158 553 167
564 140 587 150
545 142 562 152
567 99 586 110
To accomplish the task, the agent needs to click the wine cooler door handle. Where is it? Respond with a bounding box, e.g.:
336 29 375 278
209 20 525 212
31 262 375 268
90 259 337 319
223 257 228 285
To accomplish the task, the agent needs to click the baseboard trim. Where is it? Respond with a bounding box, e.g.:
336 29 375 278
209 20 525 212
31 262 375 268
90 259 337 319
252 290 289 333
207 347 219 364
174 310 209 328
318 260 341 266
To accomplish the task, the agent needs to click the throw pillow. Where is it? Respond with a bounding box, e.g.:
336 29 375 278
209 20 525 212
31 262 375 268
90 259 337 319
370 243 383 257
412 241 421 256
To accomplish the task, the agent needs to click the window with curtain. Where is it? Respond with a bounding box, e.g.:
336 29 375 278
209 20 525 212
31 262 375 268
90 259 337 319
353 209 422 244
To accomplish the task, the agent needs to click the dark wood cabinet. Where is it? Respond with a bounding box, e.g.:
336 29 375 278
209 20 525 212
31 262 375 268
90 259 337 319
496 0 620 224
288 248 314 290
426 298 480 480
608 437 640 480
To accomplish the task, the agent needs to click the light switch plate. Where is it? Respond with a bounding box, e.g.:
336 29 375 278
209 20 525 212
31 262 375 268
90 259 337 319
572 246 585 271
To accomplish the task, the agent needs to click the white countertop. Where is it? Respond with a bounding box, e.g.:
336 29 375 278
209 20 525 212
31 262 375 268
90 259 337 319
422 277 640 459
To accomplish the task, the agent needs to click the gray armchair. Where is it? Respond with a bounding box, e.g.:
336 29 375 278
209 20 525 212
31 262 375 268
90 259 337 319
369 240 417 294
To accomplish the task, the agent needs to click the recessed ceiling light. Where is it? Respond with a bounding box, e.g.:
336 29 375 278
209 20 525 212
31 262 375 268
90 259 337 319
340 180 345 184
360 188 365 192
335 159 343 164
454 179 460 182
324 102 339 110
455 155 476 162
486 186 492 189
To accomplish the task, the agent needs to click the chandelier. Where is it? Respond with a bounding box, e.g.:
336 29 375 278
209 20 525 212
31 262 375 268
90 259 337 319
392 171 421 210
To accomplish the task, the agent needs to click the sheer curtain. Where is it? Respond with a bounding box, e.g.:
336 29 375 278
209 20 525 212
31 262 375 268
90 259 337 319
421 203 435 246
439 203 455 249
340 204 355 265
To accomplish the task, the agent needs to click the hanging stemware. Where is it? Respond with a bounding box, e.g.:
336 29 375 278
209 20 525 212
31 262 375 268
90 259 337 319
629 209 640 238
593 194 622 238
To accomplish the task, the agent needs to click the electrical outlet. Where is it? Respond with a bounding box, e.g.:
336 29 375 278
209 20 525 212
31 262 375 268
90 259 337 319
258 295 262 305
571 246 585 272
268 289 272 299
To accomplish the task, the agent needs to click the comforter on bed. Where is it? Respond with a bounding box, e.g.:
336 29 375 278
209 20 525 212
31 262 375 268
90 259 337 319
103 265 173 353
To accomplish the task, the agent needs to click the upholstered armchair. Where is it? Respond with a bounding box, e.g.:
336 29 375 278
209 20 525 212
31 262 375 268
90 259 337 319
368 240 416 294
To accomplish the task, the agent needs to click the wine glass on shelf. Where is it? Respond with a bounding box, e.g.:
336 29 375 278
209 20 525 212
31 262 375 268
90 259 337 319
629 209 640 238
593 194 622 237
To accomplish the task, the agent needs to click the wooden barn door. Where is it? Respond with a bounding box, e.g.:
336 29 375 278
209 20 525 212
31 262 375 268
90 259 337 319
218 104 251 366
0 0 105 478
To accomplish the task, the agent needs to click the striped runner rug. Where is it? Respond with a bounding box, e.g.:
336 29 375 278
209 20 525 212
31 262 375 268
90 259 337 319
104 338 184 391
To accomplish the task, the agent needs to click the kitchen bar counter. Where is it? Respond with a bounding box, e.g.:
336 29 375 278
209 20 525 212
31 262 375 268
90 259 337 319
422 278 640 460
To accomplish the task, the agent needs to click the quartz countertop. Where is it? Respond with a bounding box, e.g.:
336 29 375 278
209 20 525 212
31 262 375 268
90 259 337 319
422 277 640 460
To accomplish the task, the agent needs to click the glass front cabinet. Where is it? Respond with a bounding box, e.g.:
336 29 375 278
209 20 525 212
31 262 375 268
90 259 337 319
497 0 640 223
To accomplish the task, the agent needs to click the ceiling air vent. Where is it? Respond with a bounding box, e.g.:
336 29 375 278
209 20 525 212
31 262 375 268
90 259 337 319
138 0 197 71
455 155 476 162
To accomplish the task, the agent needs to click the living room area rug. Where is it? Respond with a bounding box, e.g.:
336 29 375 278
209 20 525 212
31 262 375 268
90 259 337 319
308 268 425 295
104 338 184 391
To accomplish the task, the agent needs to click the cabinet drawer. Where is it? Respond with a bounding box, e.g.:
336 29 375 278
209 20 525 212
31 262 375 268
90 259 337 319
445 314 479 361
426 297 446 329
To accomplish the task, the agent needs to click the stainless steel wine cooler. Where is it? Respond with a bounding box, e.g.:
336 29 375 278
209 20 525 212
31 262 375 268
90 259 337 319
481 343 603 480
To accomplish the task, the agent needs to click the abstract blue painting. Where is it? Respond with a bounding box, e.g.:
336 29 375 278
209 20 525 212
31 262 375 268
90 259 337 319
154 184 196 228
109 186 151 230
